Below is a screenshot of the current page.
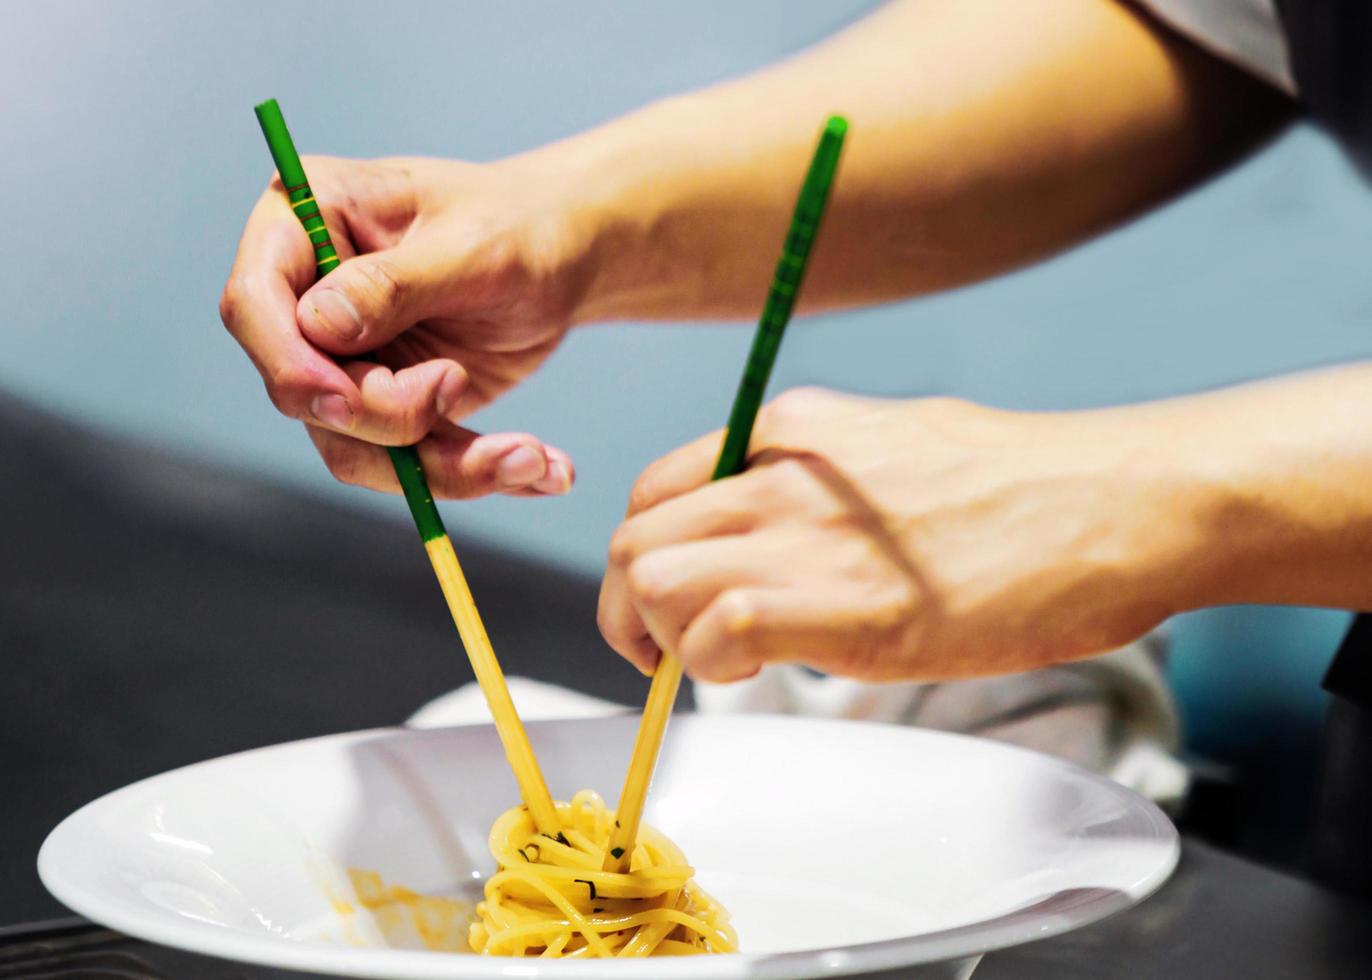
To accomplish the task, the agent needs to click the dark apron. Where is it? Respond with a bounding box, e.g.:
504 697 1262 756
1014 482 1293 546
1313 618 1372 895
1277 0 1372 896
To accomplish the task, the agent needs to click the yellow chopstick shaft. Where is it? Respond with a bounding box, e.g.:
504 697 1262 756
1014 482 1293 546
602 652 684 872
424 535 561 835
600 119 846 870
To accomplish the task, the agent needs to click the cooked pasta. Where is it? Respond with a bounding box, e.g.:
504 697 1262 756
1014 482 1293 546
469 790 737 957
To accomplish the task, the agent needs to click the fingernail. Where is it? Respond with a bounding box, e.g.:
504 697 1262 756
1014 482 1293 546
532 459 571 495
311 393 354 431
305 289 363 341
497 445 546 487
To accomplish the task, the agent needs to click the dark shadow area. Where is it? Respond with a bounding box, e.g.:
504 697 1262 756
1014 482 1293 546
0 392 661 923
1311 693 1372 898
1168 604 1346 872
977 839 1372 980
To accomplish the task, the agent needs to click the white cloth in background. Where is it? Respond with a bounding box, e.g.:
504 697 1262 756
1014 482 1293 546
408 677 629 728
1135 0 1293 94
408 633 1188 809
694 634 1187 807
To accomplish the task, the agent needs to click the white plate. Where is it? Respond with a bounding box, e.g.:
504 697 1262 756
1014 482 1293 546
40 715 1177 978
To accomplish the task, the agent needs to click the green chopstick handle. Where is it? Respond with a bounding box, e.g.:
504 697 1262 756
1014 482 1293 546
711 115 847 481
254 98 447 543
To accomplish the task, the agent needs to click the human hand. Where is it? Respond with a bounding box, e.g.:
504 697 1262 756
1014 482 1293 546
220 155 596 498
598 388 1207 682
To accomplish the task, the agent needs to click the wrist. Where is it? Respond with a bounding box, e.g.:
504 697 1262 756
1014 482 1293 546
511 100 705 327
1082 367 1372 616
513 90 800 326
482 146 613 330
1071 403 1236 621
1118 394 1327 613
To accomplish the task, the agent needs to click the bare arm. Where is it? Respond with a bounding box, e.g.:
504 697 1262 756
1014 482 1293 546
550 0 1290 322
221 0 1290 499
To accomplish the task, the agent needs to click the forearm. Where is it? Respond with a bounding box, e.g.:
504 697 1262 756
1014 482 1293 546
1141 364 1372 612
524 0 1287 324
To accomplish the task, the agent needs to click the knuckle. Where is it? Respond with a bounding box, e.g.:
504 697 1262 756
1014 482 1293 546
606 524 639 568
326 455 363 487
770 455 813 486
698 592 766 669
625 555 670 606
297 155 339 187
686 657 732 685
627 468 665 515
714 590 758 637
317 440 363 487
263 365 310 414
767 386 829 422
264 386 291 416
293 157 347 211
217 278 245 329
351 257 407 315
389 395 428 441
594 596 619 641
684 636 759 685
749 455 811 502
429 450 478 501
720 659 764 684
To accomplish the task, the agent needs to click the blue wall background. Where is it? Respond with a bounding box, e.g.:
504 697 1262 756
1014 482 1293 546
4 2 1371 845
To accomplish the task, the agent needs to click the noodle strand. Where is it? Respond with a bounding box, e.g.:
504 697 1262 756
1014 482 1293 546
470 791 737 958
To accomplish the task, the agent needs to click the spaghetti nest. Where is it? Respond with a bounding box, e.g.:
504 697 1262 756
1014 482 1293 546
469 790 737 957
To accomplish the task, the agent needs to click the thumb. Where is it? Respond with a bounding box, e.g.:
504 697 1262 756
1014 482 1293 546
296 236 451 355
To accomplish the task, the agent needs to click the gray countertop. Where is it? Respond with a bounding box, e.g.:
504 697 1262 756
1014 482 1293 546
980 837 1371 978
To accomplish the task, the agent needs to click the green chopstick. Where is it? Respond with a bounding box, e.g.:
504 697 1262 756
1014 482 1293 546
254 98 445 544
602 115 848 874
712 114 848 479
252 98 563 835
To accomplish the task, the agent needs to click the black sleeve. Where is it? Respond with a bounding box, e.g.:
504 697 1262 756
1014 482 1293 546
1325 614 1372 707
1278 0 1372 175
1279 2 1372 699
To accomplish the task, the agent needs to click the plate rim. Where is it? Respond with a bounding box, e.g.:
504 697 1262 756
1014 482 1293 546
38 714 1180 979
